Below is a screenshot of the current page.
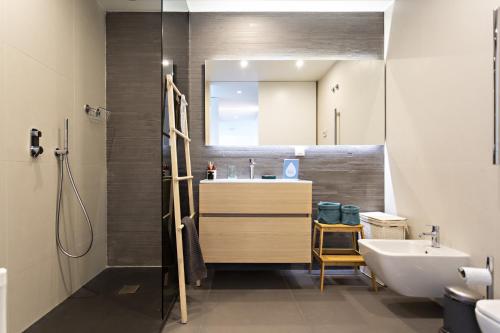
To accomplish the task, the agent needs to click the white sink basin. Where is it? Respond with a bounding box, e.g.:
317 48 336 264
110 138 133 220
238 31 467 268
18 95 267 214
358 239 470 298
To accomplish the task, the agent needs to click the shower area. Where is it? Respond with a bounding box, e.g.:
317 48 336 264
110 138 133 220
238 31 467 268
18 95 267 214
0 0 184 332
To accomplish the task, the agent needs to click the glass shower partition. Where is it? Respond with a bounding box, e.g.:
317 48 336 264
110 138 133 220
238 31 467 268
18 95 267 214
161 0 190 320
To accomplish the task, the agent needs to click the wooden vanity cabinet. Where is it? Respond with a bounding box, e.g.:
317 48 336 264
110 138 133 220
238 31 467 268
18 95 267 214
199 180 312 263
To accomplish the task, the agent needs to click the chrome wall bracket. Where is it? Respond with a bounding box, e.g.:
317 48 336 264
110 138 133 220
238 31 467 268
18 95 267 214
487 256 494 299
84 104 110 120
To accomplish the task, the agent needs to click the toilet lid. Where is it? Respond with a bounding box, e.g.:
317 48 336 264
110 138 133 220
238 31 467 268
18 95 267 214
477 300 500 323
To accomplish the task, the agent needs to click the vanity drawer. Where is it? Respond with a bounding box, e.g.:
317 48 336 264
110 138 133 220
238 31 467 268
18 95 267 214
199 182 312 214
199 216 311 263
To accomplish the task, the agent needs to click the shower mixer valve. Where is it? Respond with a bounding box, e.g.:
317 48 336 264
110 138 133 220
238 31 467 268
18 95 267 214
30 128 44 158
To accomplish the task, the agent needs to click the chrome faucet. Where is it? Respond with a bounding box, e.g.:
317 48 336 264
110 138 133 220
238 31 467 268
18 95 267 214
419 225 440 248
249 158 256 179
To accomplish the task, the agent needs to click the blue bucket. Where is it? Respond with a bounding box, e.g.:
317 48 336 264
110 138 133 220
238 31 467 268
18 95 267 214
341 205 360 225
317 202 341 224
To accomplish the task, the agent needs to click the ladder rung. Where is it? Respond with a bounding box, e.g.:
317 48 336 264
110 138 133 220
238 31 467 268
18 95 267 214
174 176 193 181
167 76 183 96
171 128 191 142
175 214 196 229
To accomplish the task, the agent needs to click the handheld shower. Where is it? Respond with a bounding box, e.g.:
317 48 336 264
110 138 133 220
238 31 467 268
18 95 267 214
64 118 68 152
55 118 94 258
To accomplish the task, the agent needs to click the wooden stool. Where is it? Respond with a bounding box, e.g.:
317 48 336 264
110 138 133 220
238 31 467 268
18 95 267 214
310 220 378 292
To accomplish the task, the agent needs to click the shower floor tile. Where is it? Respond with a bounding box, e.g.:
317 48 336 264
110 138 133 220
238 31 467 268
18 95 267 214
24 267 166 333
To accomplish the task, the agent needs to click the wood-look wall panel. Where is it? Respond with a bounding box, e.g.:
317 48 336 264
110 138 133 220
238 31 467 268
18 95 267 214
106 12 162 266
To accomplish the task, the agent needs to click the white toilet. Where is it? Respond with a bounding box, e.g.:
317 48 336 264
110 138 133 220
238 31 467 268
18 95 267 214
0 268 6 333
476 300 500 333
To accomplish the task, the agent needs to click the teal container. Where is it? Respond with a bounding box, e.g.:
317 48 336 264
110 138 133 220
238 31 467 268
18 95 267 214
317 202 341 224
341 205 360 225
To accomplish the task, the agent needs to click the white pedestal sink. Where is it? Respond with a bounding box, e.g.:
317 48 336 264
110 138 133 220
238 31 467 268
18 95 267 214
358 239 470 298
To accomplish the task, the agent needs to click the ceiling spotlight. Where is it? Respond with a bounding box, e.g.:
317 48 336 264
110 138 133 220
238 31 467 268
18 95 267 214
236 90 243 94
296 60 304 68
162 59 170 66
240 60 248 68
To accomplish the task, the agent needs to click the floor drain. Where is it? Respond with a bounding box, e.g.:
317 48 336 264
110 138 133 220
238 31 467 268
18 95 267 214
118 285 140 295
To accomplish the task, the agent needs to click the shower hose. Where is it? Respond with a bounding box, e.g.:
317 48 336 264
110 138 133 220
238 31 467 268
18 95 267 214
55 153 94 258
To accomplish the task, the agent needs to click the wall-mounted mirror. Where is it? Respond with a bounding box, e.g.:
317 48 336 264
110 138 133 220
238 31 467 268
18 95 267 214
204 59 385 146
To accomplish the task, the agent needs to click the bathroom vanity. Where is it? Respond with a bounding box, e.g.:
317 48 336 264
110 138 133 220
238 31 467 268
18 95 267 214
199 179 312 263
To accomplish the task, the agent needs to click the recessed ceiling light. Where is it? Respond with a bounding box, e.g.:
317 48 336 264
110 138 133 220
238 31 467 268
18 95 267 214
162 59 170 66
296 60 304 69
236 90 243 94
240 60 248 68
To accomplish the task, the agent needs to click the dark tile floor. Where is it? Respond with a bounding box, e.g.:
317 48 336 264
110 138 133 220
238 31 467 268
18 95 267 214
164 269 444 333
25 267 167 333
24 268 444 333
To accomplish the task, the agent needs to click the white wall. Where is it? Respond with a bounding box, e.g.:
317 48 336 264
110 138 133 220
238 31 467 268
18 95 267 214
258 81 316 145
218 117 259 146
386 0 500 297
0 0 107 331
317 60 385 145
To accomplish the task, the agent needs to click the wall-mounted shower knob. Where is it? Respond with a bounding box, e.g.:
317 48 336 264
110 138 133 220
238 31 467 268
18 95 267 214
30 146 43 157
30 128 44 158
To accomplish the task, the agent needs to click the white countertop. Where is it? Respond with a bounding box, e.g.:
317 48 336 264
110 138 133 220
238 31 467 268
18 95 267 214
200 179 312 184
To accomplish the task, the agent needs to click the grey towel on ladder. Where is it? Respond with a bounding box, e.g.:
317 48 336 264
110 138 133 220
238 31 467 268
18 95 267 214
181 216 207 285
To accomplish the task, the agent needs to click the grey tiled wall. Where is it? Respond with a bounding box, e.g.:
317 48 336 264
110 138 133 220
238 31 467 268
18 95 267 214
188 13 385 215
106 12 385 266
106 13 162 266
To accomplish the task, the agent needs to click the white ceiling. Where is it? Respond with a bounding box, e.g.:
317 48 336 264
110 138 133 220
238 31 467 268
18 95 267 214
211 82 258 103
211 82 259 121
205 60 336 82
98 0 393 12
97 0 162 12
185 0 393 12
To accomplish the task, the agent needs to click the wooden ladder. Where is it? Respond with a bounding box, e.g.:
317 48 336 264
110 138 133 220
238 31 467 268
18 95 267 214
165 74 195 324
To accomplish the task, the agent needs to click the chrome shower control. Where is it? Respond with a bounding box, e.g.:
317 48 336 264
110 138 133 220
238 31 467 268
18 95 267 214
30 128 44 158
